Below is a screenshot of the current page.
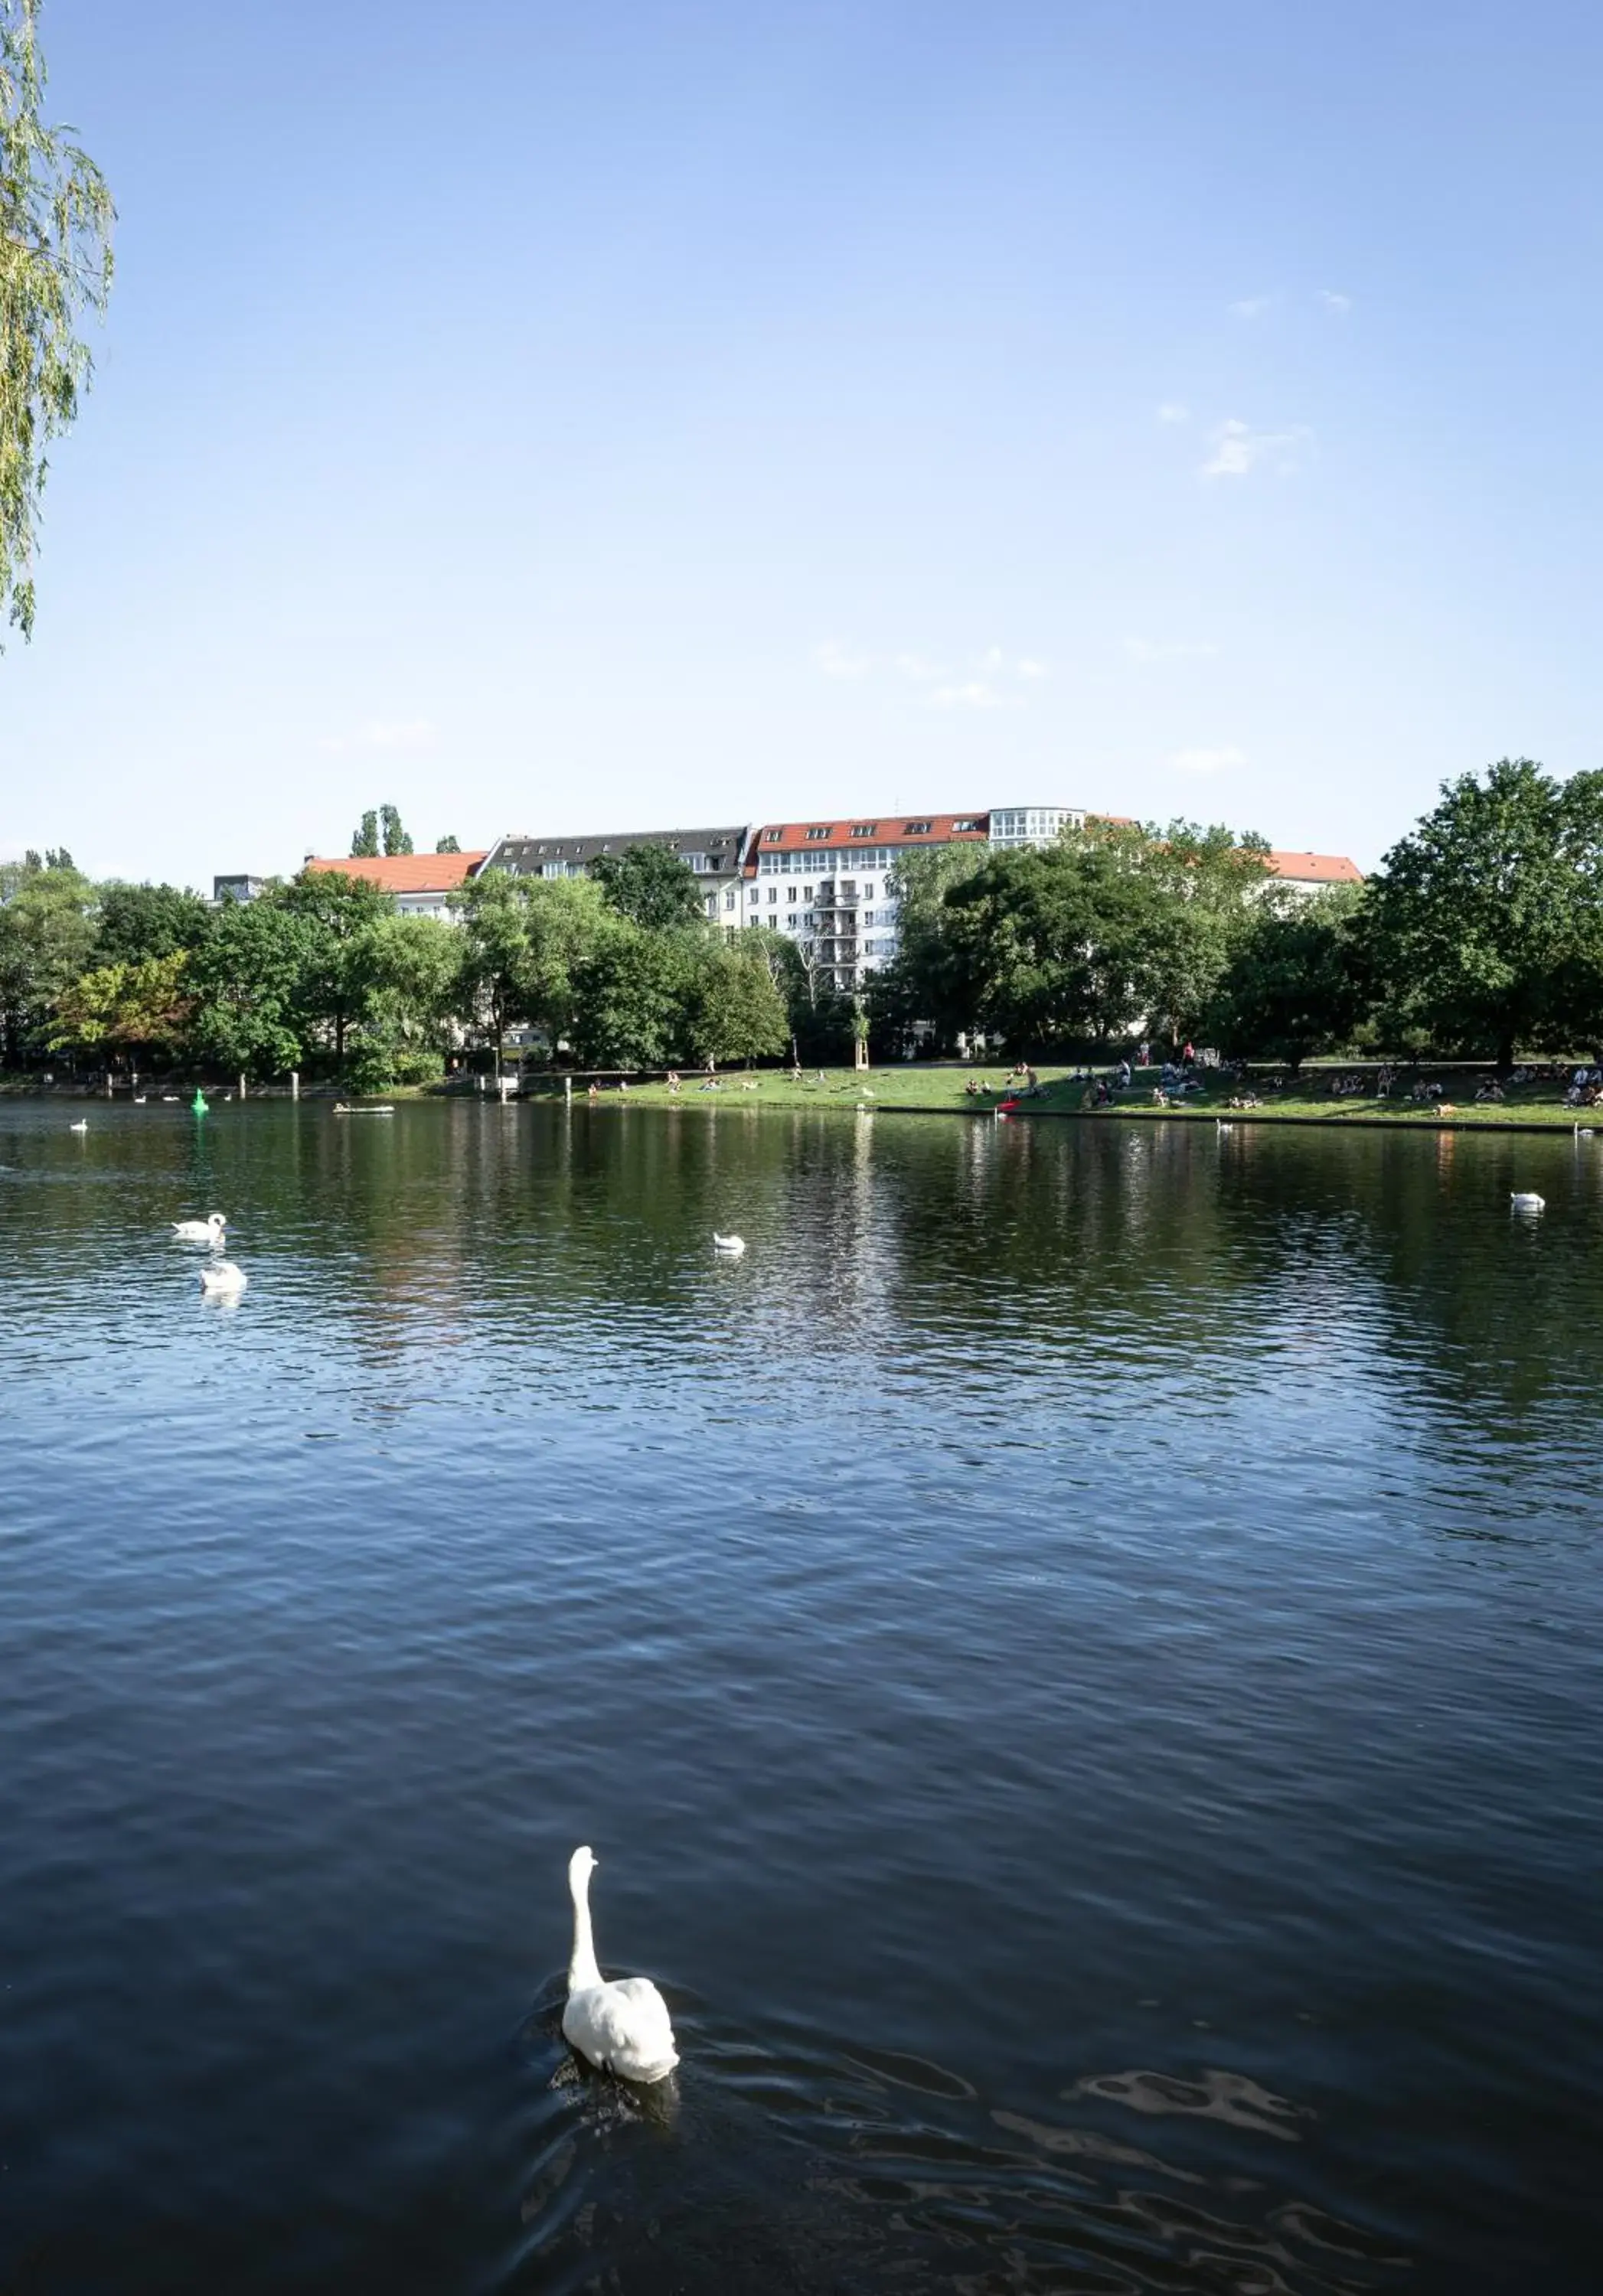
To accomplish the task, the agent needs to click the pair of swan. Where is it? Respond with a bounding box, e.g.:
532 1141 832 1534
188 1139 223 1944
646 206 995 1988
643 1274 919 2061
562 1847 678 2085
173 1211 227 1244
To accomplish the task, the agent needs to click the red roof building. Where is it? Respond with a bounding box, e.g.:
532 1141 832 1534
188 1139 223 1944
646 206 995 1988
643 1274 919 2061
305 850 488 918
1263 850 1364 892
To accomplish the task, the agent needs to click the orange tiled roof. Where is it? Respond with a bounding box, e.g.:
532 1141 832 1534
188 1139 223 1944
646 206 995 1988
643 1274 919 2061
1264 850 1363 884
305 851 488 893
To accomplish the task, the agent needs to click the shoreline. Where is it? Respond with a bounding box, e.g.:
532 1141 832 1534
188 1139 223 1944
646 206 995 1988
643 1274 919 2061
8 1069 1596 1137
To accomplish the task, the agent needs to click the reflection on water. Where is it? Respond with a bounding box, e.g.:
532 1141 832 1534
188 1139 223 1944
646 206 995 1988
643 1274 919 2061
2 1101 1601 2294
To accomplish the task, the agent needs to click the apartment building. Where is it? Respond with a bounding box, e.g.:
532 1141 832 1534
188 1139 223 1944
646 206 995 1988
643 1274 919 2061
480 825 751 928
743 811 994 992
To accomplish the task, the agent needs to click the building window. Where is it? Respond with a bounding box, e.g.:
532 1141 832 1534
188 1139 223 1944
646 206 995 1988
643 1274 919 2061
863 882 874 900
804 826 831 841
724 889 736 910
787 884 798 902
904 820 932 836
768 885 777 902
850 823 876 838
952 818 976 832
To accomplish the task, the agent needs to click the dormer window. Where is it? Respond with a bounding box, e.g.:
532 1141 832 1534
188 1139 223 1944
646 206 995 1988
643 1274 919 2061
850 823 877 838
903 820 932 836
762 829 782 843
804 826 831 842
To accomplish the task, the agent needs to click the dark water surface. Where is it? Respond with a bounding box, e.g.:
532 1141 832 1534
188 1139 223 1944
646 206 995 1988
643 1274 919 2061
2 1101 1600 2294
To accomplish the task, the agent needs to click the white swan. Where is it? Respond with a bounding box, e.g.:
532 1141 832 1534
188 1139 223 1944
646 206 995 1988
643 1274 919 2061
561 1846 678 2085
173 1211 227 1244
713 1233 746 1256
198 1260 248 1295
1510 1191 1545 1214
68 1119 88 1133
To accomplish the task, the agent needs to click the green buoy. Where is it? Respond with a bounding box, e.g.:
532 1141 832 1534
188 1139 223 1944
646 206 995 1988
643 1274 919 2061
191 1088 209 1116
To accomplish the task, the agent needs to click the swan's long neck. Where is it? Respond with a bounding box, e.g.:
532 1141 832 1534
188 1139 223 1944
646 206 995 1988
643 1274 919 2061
568 1867 602 1991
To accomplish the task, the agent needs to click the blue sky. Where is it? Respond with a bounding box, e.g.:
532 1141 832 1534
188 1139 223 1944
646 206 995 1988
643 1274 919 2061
4 0 1600 887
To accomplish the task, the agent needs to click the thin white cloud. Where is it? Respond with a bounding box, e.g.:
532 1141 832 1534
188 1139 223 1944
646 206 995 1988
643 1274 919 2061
1200 418 1311 479
893 652 945 683
814 641 872 680
930 683 1017 712
1168 745 1246 776
1229 296 1271 319
1157 401 1190 425
1318 289 1352 315
1016 657 1050 680
1125 638 1217 663
320 717 439 755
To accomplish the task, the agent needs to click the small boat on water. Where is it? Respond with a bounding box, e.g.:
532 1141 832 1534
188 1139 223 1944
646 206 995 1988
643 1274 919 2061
332 1104 396 1116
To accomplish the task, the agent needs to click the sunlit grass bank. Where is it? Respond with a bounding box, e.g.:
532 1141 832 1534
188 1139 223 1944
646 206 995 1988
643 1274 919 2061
518 1062 1598 1130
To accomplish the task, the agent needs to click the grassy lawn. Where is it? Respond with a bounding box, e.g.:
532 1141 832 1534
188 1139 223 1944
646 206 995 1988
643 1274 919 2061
519 1062 1600 1129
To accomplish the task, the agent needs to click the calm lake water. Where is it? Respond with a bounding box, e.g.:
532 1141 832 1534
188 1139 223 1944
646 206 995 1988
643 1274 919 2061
2 1099 1600 2294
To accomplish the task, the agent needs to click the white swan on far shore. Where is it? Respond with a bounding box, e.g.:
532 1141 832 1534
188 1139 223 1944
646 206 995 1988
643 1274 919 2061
198 1260 247 1295
713 1233 746 1256
1510 1191 1545 1214
173 1211 227 1244
561 1846 678 2085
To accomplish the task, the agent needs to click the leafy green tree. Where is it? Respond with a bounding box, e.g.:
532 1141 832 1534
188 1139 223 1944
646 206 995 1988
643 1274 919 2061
277 867 395 1067
518 875 609 1055
186 897 319 1078
452 869 534 1074
570 921 693 1068
937 840 1156 1049
380 803 412 857
684 938 789 1066
591 843 708 934
350 810 380 859
0 855 93 1061
435 834 461 854
1210 886 1369 1068
870 843 990 1049
46 951 191 1062
2 0 114 642
94 880 212 966
1363 758 1603 1066
749 925 854 1062
1123 820 1273 1047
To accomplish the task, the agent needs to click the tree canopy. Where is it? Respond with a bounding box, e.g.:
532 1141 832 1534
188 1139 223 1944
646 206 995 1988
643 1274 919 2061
1363 758 1603 1066
591 843 709 934
2 0 114 641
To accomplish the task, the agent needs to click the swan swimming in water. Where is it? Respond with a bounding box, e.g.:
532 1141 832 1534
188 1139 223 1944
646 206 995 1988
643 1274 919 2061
198 1260 248 1295
68 1119 88 1133
173 1211 227 1244
1510 1191 1545 1214
713 1233 746 1256
561 1846 678 2084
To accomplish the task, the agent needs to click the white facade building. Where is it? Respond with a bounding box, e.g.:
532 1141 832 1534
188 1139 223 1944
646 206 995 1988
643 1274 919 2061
743 813 994 993
988 805 1086 848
